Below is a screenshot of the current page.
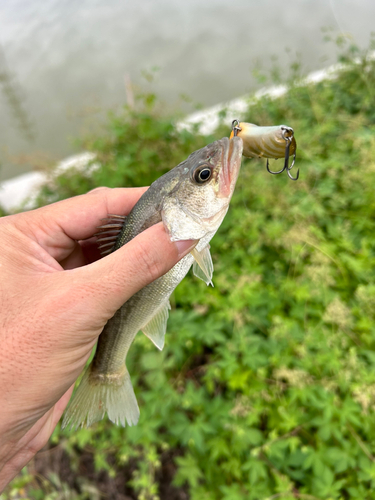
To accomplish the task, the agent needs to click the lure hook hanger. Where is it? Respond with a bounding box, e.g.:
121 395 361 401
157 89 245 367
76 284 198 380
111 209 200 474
266 126 299 181
231 119 242 137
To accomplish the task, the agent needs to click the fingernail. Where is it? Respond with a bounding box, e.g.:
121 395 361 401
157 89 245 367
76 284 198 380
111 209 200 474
174 239 198 258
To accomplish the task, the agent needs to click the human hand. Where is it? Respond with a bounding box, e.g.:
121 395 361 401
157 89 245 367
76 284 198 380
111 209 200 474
0 187 196 491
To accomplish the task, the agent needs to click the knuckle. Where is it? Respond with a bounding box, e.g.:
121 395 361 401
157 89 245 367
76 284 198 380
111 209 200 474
87 186 110 195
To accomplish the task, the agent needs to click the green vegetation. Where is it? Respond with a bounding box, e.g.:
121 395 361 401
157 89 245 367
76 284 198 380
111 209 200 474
4 40 375 499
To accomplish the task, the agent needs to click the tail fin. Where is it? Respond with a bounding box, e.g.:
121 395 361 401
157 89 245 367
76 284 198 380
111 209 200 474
62 365 139 430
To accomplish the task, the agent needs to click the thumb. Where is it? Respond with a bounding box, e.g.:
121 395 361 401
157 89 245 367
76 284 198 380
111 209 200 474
71 222 197 316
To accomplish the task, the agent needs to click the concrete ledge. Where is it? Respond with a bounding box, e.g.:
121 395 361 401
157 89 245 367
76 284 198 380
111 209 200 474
0 171 47 212
0 152 96 213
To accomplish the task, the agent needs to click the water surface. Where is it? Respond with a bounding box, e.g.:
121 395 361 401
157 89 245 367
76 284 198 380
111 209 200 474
0 0 373 181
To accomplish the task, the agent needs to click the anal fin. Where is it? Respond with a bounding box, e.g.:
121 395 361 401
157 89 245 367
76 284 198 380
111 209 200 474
191 245 214 286
142 301 171 350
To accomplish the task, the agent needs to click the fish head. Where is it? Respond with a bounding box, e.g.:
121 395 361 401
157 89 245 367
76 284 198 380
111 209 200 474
161 136 243 241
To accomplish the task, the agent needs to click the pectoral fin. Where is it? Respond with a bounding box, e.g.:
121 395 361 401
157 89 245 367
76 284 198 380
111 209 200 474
142 301 171 351
191 245 214 286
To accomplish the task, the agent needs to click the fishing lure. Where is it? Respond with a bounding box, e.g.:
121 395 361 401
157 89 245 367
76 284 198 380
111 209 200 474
230 120 299 180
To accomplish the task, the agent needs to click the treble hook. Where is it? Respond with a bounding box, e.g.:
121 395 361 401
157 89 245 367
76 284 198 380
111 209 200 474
266 159 286 175
266 127 299 181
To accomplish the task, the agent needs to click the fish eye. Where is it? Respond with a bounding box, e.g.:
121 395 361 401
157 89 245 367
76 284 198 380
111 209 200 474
193 165 212 184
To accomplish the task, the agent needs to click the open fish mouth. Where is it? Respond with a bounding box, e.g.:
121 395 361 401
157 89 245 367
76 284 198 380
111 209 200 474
217 136 243 198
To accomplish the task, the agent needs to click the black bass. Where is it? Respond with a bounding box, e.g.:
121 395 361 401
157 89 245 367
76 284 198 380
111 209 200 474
62 136 243 429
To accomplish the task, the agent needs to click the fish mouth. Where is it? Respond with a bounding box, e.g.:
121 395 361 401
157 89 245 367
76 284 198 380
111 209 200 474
217 136 243 198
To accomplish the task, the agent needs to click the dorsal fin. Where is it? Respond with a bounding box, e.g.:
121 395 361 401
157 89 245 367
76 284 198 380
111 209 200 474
96 214 126 256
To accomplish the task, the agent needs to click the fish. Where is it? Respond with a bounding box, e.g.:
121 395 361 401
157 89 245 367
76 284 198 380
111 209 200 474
62 136 243 430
